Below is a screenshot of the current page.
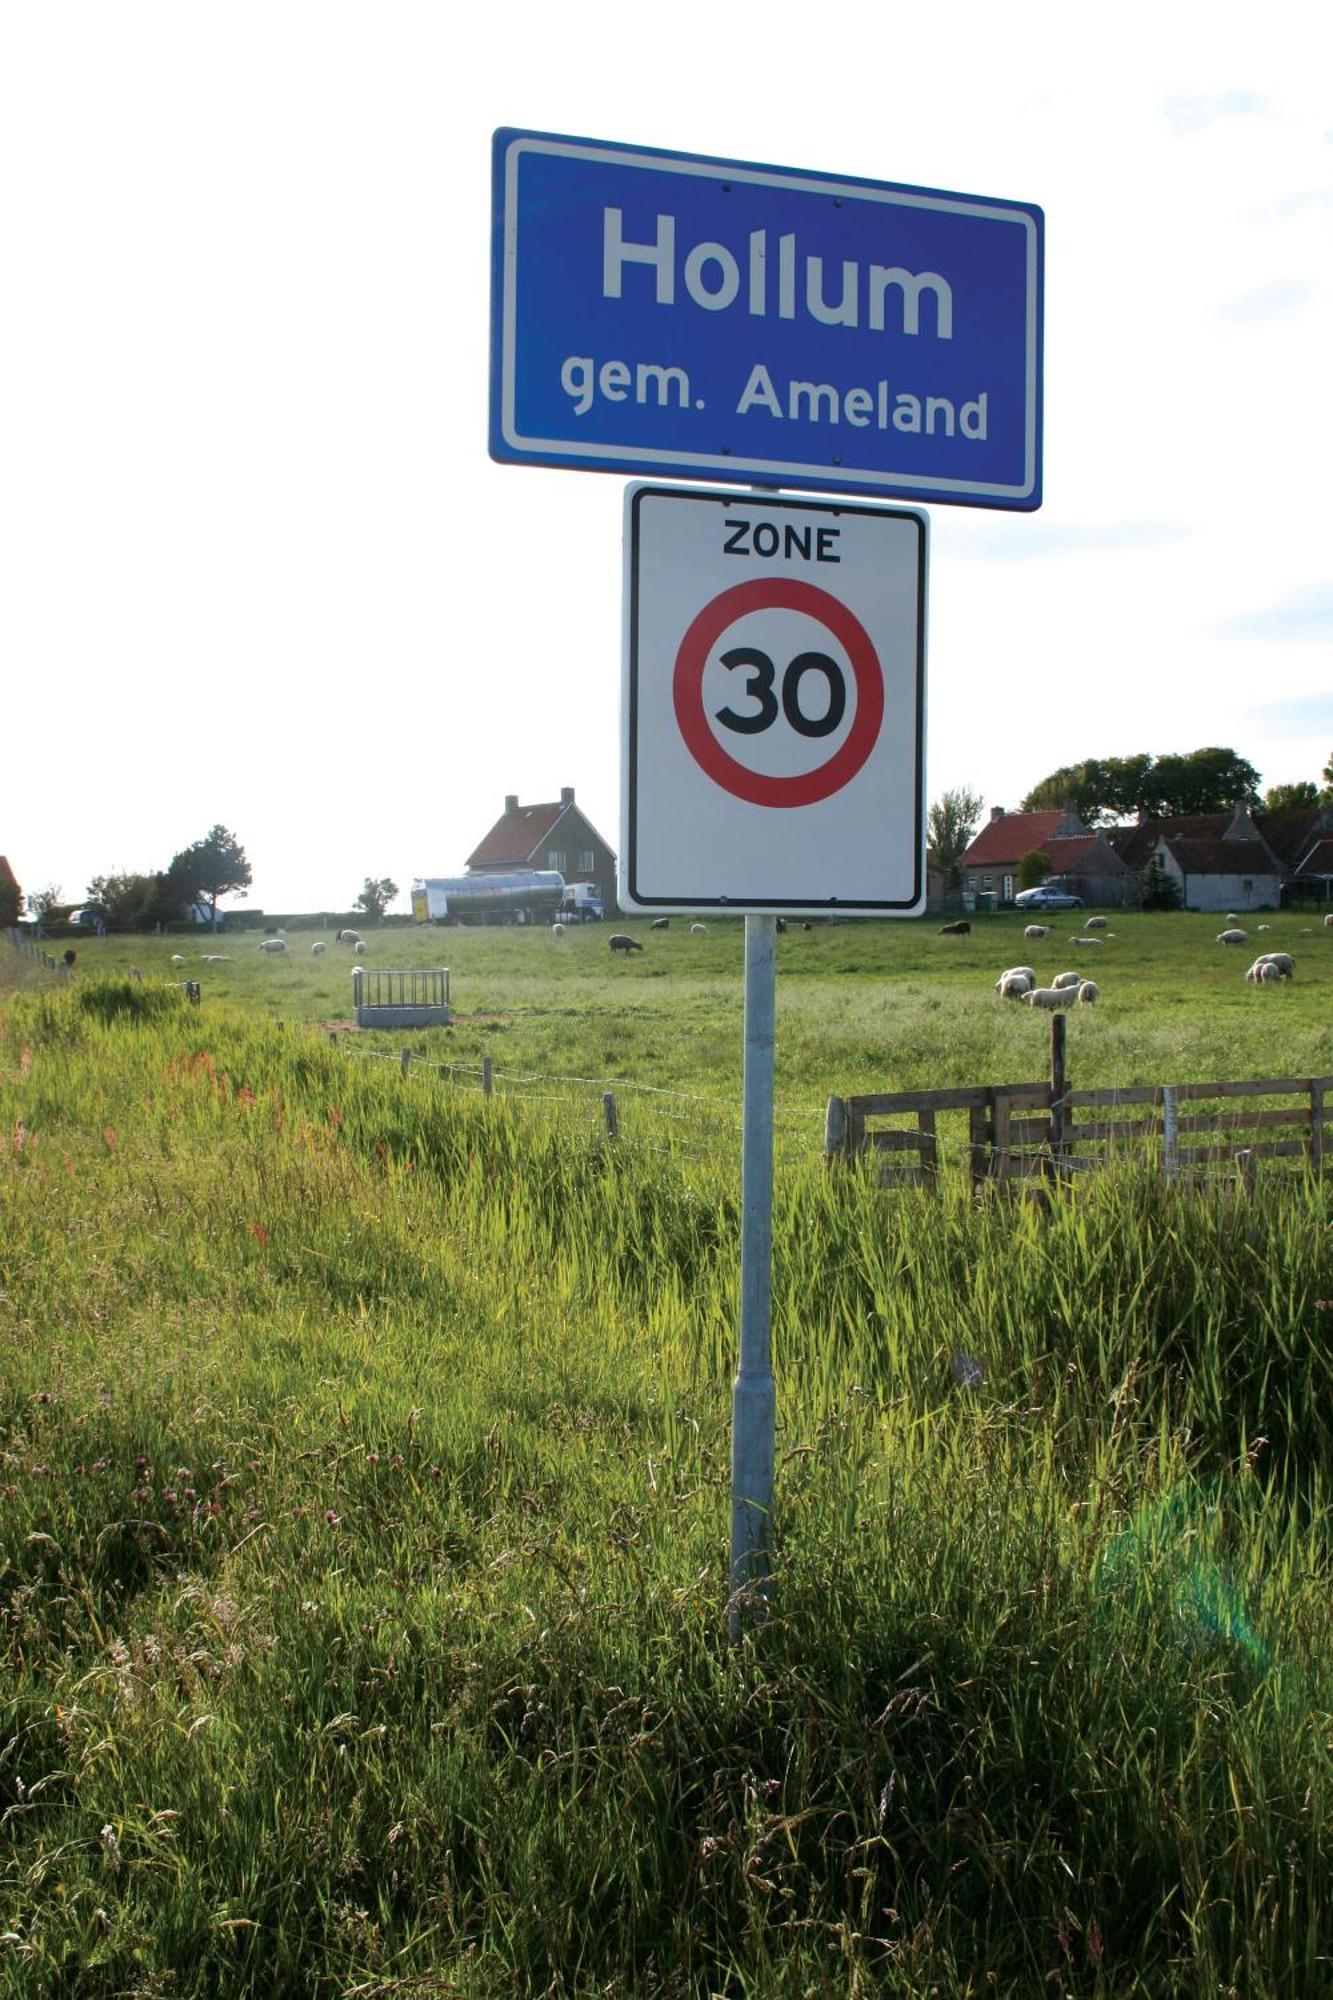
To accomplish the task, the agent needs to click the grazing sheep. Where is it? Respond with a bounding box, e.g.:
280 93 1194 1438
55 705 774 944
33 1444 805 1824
551 922 566 937
201 954 231 963
1023 985 1076 1010
1076 980 1100 1004
1245 959 1283 985
353 939 368 956
1256 924 1271 933
998 965 1037 984
311 941 326 955
1023 923 1051 939
996 972 1033 1000
608 933 643 954
938 919 970 936
1216 928 1248 946
1325 914 1333 930
1256 951 1294 979
170 953 186 964
1083 915 1108 930
259 938 286 954
690 923 708 934
1051 970 1083 990
650 917 670 931
337 929 362 945
1070 936 1103 947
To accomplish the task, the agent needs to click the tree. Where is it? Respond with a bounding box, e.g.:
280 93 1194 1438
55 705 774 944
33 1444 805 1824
86 871 172 932
0 856 20 929
926 787 984 888
165 826 251 930
1017 849 1051 891
1262 781 1320 814
1141 747 1260 818
1022 748 1259 823
1137 857 1181 911
354 876 399 923
25 884 62 919
1324 750 1333 790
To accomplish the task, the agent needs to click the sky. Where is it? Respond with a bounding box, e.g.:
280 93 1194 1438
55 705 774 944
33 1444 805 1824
2 3 1330 917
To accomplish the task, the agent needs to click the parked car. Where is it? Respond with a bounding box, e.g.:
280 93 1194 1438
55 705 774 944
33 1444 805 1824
1013 883 1084 911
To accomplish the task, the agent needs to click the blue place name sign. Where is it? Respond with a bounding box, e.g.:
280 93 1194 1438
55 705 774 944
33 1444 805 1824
491 129 1043 510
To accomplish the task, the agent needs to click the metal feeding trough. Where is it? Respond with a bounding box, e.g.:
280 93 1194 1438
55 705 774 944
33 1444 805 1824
351 965 451 1030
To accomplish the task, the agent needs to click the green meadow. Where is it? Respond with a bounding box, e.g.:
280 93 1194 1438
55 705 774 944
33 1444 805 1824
2 915 1331 1996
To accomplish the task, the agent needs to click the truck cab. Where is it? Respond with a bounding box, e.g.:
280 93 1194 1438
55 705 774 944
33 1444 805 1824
559 882 604 922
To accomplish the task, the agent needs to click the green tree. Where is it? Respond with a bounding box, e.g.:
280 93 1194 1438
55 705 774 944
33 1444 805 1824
0 855 21 929
25 884 63 919
1143 747 1260 817
1017 848 1051 891
354 876 399 923
1323 750 1333 789
1023 748 1259 822
926 787 984 888
166 826 252 930
86 871 171 932
1262 781 1320 814
1137 857 1182 911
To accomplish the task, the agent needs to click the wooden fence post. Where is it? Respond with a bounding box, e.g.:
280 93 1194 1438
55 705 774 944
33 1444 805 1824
1312 1081 1325 1173
1161 1086 1178 1181
824 1095 847 1162
602 1091 619 1140
400 1048 411 1077
1048 1013 1068 1182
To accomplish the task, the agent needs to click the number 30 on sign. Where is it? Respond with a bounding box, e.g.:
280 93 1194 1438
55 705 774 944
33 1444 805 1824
621 484 928 916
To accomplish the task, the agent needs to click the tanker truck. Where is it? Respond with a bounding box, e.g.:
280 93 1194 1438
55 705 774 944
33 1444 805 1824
410 872 565 926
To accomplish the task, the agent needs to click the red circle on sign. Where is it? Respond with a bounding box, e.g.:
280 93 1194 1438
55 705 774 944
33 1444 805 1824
672 578 884 807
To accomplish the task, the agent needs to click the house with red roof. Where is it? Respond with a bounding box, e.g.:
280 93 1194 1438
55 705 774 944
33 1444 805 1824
959 807 1133 907
466 787 618 917
1104 804 1286 912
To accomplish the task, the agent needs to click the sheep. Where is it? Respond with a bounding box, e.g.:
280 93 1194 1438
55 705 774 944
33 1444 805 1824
998 965 1037 985
1256 951 1294 979
650 917 670 931
690 923 708 934
311 941 327 956
1023 923 1051 939
201 953 231 963
259 938 286 954
170 953 186 964
1076 980 1100 1004
775 917 788 934
1256 923 1271 933
353 939 368 956
1023 985 1076 1010
996 972 1033 1000
1245 959 1283 985
1051 970 1083 990
551 922 566 937
1325 914 1333 930
608 933 643 954
1216 928 1248 946
1083 915 1109 930
337 929 362 945
938 919 970 936
1070 936 1103 946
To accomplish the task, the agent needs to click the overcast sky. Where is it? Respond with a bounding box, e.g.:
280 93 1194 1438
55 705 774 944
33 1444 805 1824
2 3 1330 916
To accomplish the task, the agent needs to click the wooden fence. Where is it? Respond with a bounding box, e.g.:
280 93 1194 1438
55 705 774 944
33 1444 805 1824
827 1015 1331 1189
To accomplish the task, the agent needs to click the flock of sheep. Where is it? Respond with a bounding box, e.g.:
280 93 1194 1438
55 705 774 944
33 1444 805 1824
985 909 1327 1010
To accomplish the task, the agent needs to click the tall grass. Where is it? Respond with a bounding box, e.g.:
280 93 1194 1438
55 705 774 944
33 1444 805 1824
1 978 1331 1995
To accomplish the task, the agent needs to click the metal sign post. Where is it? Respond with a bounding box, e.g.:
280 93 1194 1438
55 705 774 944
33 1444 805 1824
730 911 776 1637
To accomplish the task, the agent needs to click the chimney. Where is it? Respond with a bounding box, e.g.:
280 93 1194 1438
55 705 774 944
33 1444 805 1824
560 786 575 806
990 805 1005 821
504 794 518 815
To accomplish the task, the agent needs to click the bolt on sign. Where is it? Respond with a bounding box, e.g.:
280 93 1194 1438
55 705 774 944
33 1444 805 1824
621 484 927 915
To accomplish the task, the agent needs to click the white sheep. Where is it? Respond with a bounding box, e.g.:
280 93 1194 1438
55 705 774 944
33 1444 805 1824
311 941 326 956
1256 951 1294 979
998 965 1037 984
1216 928 1248 946
1023 985 1076 1010
337 929 362 945
1325 914 1333 930
1076 980 1100 1004
995 971 1033 1000
1070 936 1103 946
353 939 368 956
551 922 565 937
1051 970 1082 990
201 954 231 963
1256 924 1271 933
170 953 186 964
259 938 286 954
1023 924 1051 939
1245 960 1283 985
1083 915 1108 930
690 923 707 934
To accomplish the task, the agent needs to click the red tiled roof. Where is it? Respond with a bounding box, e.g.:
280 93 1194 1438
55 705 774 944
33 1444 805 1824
467 802 567 869
1256 809 1327 870
1042 834 1129 873
961 811 1077 867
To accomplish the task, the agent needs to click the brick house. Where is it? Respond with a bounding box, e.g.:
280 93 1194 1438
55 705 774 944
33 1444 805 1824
959 807 1132 907
467 787 618 916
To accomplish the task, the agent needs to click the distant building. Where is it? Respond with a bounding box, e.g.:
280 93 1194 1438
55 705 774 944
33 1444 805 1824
467 787 618 917
959 807 1132 907
1105 805 1285 912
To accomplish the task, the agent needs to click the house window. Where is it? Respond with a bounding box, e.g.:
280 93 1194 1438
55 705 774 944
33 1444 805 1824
579 850 595 873
548 850 566 872
1242 879 1253 892
982 875 994 889
1002 874 1014 902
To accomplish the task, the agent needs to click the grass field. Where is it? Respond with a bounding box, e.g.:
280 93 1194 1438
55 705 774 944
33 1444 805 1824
2 917 1332 1996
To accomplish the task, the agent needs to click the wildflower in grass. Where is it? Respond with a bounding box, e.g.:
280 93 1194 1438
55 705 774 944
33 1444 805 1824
104 1127 117 1151
130 1486 151 1503
35 1391 52 1405
13 1121 27 1152
163 1488 178 1505
324 1509 340 1526
252 1222 269 1249
91 1459 107 1475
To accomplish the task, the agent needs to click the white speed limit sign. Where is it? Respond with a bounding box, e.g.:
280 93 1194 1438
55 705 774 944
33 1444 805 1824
621 484 927 914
